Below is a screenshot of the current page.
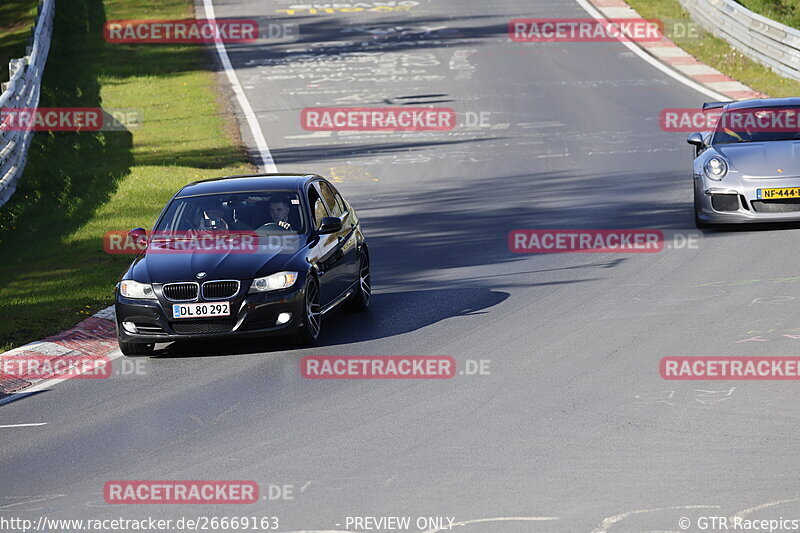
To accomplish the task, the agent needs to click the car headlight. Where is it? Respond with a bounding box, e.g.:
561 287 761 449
249 271 298 292
119 280 157 299
704 156 728 180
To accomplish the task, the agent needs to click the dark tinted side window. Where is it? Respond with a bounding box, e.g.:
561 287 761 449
329 183 348 215
318 181 344 217
308 185 329 228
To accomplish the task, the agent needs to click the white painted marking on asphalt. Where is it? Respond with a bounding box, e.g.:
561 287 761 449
0 494 64 510
591 506 719 533
694 387 735 404
0 423 47 428
202 0 277 173
574 0 731 102
750 296 795 305
286 131 333 139
731 497 800 522
421 516 559 533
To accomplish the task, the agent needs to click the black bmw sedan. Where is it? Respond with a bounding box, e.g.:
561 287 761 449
114 174 370 355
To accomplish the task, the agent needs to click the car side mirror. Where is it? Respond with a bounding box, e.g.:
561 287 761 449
317 216 342 235
687 132 704 147
687 132 705 157
129 227 148 247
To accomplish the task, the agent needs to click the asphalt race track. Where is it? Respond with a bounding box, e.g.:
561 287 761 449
4 0 800 531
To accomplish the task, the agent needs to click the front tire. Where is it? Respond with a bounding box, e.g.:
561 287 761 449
118 339 155 356
346 248 371 312
293 275 321 345
694 210 710 229
694 185 711 229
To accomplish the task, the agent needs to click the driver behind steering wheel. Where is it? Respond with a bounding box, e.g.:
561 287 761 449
268 195 294 231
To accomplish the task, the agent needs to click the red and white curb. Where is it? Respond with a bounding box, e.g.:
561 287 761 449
585 0 768 100
0 306 119 402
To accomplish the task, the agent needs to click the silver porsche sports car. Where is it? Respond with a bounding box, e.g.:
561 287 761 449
690 97 800 227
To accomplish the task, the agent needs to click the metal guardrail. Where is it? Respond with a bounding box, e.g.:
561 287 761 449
0 0 55 208
679 0 800 83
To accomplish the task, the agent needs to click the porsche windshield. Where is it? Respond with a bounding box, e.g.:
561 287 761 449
712 106 800 144
155 191 306 235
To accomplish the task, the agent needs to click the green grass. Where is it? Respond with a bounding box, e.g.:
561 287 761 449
0 0 253 351
0 0 39 83
737 0 800 29
627 0 800 97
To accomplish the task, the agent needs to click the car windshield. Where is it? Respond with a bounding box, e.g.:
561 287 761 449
712 106 800 144
154 191 306 235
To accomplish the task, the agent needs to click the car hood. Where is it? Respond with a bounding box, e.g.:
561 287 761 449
716 141 800 178
127 236 305 284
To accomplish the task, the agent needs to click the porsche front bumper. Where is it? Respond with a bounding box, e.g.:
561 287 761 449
695 174 800 224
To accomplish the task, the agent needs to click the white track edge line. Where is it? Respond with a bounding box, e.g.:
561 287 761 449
202 0 278 173
574 0 732 102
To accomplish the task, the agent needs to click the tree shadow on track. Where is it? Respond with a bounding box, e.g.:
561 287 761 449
260 137 496 166
143 163 713 357
151 165 693 358
349 169 697 286
154 287 511 357
221 14 510 70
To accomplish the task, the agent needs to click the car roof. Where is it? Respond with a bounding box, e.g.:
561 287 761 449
725 97 800 110
176 173 321 198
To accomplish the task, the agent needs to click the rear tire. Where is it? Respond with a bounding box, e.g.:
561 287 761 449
293 275 321 346
118 339 155 356
346 248 371 312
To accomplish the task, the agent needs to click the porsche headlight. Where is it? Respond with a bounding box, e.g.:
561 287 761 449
704 156 728 180
249 271 298 292
119 280 157 299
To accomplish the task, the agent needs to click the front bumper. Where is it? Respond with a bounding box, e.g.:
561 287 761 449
115 282 305 343
695 174 800 224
